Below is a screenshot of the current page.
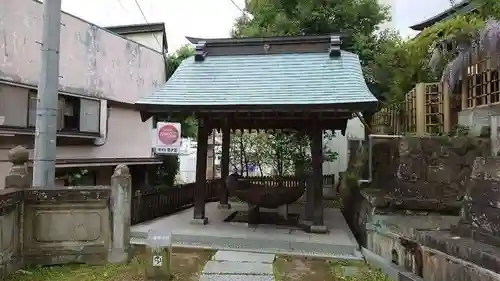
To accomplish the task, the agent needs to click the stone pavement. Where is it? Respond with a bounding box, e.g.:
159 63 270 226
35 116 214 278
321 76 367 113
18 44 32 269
131 202 362 259
199 250 276 281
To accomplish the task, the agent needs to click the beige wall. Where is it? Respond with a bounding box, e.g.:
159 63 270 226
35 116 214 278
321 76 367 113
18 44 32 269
0 109 153 159
122 32 165 53
0 0 165 103
0 0 165 181
0 84 154 181
0 84 153 158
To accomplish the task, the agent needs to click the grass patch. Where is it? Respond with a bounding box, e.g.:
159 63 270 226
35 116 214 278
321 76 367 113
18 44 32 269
6 247 214 281
273 255 337 281
330 260 393 281
274 255 393 281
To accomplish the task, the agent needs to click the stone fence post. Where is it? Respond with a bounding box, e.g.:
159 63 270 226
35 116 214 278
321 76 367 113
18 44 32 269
108 164 132 264
4 145 30 189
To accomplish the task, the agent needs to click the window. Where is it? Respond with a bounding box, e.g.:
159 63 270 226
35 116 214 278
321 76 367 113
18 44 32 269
27 91 100 134
79 98 100 133
62 95 80 131
28 90 37 127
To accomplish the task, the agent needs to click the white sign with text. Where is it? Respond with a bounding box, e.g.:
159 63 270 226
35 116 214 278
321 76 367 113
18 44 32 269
154 122 181 155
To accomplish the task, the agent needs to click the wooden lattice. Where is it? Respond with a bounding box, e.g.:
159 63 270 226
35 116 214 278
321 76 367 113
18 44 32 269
372 102 405 134
372 82 453 136
425 83 443 134
405 87 417 133
464 54 500 108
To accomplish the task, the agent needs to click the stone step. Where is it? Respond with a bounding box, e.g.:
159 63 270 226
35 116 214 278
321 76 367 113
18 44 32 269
199 275 275 281
202 261 274 275
212 250 275 264
170 232 360 258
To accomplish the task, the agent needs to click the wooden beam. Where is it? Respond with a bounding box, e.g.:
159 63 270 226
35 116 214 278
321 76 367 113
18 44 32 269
210 118 350 131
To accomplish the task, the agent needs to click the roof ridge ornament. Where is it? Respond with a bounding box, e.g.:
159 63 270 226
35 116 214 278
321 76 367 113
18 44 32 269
329 35 341 58
194 41 207 62
263 43 270 53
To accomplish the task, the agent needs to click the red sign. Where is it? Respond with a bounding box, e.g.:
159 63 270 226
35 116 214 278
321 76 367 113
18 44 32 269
158 124 179 145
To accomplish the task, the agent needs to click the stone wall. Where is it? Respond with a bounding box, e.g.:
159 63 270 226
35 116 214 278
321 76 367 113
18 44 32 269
0 187 113 279
342 136 489 237
414 157 500 281
368 136 489 209
0 147 133 280
341 137 487 245
339 136 500 281
0 189 22 279
339 136 491 279
23 188 111 265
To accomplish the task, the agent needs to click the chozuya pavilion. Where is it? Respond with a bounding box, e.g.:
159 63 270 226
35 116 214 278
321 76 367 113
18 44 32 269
135 34 378 233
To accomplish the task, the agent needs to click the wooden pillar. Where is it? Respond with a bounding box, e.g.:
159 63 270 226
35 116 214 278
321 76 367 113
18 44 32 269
442 82 451 134
304 172 314 221
218 122 231 209
415 83 426 136
193 116 209 224
461 76 468 110
310 122 327 233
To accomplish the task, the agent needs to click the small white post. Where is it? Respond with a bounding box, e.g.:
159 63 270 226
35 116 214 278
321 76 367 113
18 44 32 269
145 229 172 280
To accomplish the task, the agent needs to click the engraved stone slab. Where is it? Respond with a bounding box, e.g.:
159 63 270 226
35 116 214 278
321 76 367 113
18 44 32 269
34 211 102 242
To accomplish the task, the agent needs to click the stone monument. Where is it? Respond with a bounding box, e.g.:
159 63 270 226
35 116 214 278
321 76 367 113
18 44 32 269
4 145 30 189
108 164 132 264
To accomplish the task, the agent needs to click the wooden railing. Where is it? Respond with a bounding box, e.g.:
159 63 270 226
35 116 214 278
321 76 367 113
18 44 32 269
131 179 221 225
131 174 336 225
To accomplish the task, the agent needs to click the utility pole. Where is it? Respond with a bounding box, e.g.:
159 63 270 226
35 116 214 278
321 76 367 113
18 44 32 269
32 0 62 188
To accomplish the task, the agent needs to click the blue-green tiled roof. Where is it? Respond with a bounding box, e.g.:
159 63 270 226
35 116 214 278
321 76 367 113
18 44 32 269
136 51 377 106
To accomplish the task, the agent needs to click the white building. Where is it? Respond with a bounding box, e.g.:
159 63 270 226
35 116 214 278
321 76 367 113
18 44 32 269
323 117 365 183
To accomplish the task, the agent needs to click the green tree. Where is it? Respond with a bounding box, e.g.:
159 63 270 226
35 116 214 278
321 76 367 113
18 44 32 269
232 0 389 38
166 44 196 82
361 30 434 103
229 130 338 177
230 0 405 170
231 0 404 100
418 0 500 88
